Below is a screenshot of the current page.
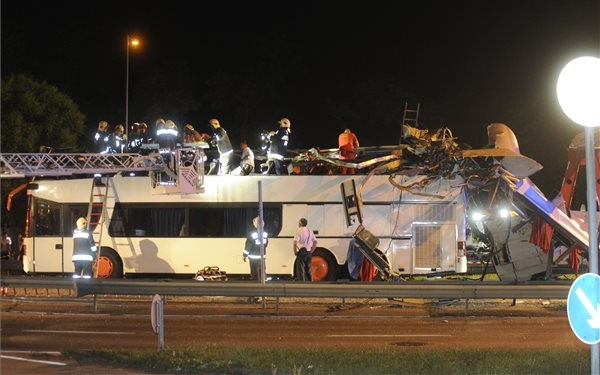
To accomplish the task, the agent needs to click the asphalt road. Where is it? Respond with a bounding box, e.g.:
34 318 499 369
0 295 587 374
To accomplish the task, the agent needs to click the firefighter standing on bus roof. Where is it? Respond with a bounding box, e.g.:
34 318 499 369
266 118 291 175
207 118 234 175
72 217 97 279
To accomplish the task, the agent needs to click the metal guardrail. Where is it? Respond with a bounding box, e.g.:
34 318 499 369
0 277 572 299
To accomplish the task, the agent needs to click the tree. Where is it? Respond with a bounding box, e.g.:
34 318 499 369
1 74 87 153
1 74 87 234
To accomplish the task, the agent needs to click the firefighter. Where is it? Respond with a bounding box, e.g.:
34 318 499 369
242 216 268 281
94 120 112 154
267 118 291 175
72 217 97 279
128 122 142 153
111 124 127 153
207 118 234 175
156 119 179 150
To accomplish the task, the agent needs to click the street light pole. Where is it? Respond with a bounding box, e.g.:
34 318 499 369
125 35 139 152
126 35 130 151
557 55 600 375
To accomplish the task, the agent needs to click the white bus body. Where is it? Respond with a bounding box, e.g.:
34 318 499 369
23 173 468 280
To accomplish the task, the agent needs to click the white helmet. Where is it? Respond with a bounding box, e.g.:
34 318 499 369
76 217 88 230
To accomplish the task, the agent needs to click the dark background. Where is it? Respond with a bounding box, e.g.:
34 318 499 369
2 0 599 195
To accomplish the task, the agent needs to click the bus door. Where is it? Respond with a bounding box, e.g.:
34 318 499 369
32 200 71 273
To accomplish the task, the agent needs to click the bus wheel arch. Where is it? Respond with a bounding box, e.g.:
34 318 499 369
94 247 123 278
311 248 337 282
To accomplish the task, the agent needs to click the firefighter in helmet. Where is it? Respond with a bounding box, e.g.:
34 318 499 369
207 118 234 175
72 217 97 279
112 124 127 153
266 118 291 175
94 121 111 154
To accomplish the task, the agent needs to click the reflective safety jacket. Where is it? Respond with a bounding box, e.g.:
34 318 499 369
267 127 290 160
72 229 97 262
243 230 269 259
211 127 233 156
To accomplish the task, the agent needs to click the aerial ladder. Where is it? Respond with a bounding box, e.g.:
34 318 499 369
0 149 205 193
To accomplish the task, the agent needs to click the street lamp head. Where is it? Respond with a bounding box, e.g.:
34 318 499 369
557 56 600 128
128 36 140 47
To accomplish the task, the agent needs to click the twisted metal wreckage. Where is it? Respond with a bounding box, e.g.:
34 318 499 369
288 123 589 282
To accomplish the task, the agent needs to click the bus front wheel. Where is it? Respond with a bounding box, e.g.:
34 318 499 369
94 248 124 278
311 249 337 282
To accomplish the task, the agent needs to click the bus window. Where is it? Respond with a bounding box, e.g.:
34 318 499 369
65 205 88 235
34 200 61 236
109 203 283 238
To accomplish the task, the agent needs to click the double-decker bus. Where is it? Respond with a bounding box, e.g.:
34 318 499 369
17 172 469 280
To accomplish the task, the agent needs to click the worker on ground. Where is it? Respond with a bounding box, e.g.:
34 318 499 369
243 216 269 286
293 218 317 281
72 217 97 279
267 118 291 175
1 232 12 260
338 128 360 174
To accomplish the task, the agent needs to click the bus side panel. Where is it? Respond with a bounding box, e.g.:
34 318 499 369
384 239 412 274
118 238 296 276
30 236 72 273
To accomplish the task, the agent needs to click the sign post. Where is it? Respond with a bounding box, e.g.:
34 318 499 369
151 294 164 350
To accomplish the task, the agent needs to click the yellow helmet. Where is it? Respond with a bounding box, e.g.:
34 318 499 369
114 124 124 133
209 118 220 128
76 217 88 230
98 121 108 132
279 118 291 128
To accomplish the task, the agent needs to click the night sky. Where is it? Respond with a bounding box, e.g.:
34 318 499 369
2 0 599 194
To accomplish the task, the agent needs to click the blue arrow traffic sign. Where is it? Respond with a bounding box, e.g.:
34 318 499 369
567 273 600 345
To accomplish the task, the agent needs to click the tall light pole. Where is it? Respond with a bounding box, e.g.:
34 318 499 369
126 35 140 151
557 55 600 375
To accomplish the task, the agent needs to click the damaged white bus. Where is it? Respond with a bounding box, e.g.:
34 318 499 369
3 123 589 282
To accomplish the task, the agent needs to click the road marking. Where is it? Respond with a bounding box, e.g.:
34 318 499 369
24 329 135 335
0 354 67 366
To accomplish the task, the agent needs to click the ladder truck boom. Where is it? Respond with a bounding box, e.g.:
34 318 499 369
0 153 167 178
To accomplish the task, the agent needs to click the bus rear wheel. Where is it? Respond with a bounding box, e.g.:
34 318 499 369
93 248 123 278
311 249 337 282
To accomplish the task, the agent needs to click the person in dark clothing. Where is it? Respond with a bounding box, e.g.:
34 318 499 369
266 118 291 175
72 217 97 279
293 217 317 281
208 118 234 175
94 121 112 154
242 216 268 281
